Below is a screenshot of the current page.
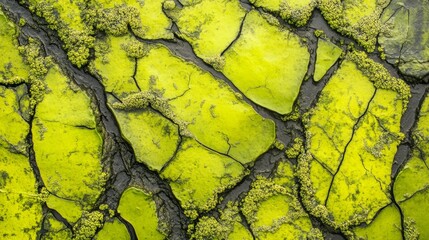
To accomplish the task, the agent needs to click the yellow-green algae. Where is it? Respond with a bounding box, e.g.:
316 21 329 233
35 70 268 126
249 0 316 26
0 10 30 84
161 138 246 218
0 86 42 239
125 44 275 164
241 161 322 239
191 202 252 240
378 0 429 79
221 10 310 114
299 51 410 233
393 94 429 240
46 194 83 224
42 213 72 240
110 105 180 172
168 0 246 60
353 204 402 240
313 38 342 82
91 36 140 98
33 65 106 215
95 218 130 240
91 0 173 39
117 187 164 239
318 0 390 52
26 0 94 67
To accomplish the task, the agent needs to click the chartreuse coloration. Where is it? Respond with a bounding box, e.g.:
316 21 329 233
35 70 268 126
299 50 410 235
242 161 323 239
131 44 275 164
118 187 164 239
318 0 390 52
168 0 246 60
91 36 140 98
221 10 310 114
249 0 316 26
95 218 130 240
393 94 429 239
92 0 173 39
0 86 42 239
33 65 106 222
42 213 73 239
161 138 246 219
191 202 252 240
313 38 342 82
353 204 402 239
378 0 429 80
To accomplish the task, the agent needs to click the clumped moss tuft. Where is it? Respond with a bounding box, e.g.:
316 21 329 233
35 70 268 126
73 211 104 240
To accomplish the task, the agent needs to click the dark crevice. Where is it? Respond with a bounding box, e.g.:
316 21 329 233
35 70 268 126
132 58 141 92
220 12 247 56
324 89 378 206
117 214 138 240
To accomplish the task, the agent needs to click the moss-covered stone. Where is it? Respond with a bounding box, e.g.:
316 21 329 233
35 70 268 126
161 138 246 218
221 10 310 114
313 38 342 82
378 0 429 80
33 65 106 210
117 187 164 239
0 86 42 239
95 218 130 240
300 52 409 233
42 213 73 240
170 0 246 60
249 0 316 26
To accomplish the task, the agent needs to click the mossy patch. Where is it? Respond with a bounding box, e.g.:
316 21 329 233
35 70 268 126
221 10 310 114
33 65 105 208
300 52 409 233
117 187 164 239
378 0 429 80
249 0 316 26
132 44 275 164
42 213 73 240
95 218 130 240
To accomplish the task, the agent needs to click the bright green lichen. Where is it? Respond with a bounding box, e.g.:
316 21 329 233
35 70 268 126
33 65 106 209
285 137 304 159
118 187 165 239
313 38 342 81
300 52 409 233
169 0 246 60
242 161 321 239
42 213 73 240
221 10 310 114
161 138 246 218
250 0 316 27
318 0 390 52
73 211 104 240
95 218 130 240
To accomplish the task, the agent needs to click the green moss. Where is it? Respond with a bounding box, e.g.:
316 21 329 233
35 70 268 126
42 213 72 240
95 218 130 240
170 0 246 60
92 0 173 39
117 187 165 239
73 211 104 240
313 39 342 82
46 194 83 224
161 138 246 218
285 138 304 159
110 106 180 171
221 10 310 114
0 87 42 239
250 0 316 26
242 161 318 239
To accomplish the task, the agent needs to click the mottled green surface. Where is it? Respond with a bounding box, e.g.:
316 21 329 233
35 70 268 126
95 218 130 240
118 187 164 239
222 10 310 114
379 0 429 79
314 38 342 81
